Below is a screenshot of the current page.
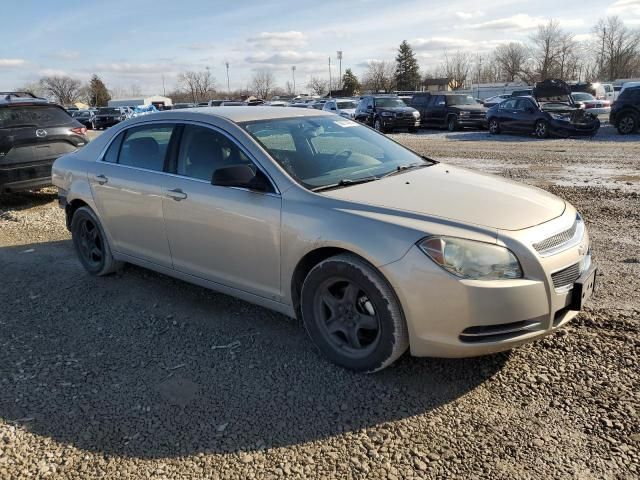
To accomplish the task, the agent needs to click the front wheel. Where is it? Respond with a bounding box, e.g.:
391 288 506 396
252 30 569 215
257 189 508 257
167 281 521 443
447 115 459 132
301 254 409 372
617 114 638 135
71 206 122 276
488 118 500 134
374 118 385 133
535 120 549 138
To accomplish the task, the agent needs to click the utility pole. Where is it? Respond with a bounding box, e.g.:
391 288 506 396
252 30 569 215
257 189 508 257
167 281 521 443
599 27 606 79
292 66 296 95
162 74 166 97
337 51 343 90
328 57 332 97
225 62 230 98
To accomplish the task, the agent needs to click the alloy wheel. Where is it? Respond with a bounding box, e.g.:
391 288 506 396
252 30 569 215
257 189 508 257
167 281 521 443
489 119 499 134
77 217 103 268
313 278 381 359
619 116 635 134
535 121 548 138
374 119 382 131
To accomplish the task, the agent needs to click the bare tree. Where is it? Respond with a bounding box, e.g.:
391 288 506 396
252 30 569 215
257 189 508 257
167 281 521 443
361 60 396 93
39 76 82 105
306 76 329 95
14 81 46 98
440 51 473 89
177 69 216 103
494 43 529 81
592 16 640 80
284 80 295 96
528 20 566 81
250 69 276 99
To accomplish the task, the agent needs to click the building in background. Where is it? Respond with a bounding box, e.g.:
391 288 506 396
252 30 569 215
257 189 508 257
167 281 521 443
108 95 172 109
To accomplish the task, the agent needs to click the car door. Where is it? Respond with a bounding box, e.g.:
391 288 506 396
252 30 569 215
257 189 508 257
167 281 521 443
513 99 538 131
431 96 447 126
497 99 518 131
161 123 282 300
89 123 175 268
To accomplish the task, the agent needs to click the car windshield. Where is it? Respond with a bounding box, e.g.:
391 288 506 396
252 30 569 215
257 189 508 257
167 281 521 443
337 100 357 109
374 97 406 108
98 108 120 114
74 111 90 117
446 95 476 105
0 105 73 129
243 116 429 189
572 93 594 101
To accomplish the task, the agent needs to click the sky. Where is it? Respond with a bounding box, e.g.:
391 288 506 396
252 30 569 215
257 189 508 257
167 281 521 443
1 0 639 96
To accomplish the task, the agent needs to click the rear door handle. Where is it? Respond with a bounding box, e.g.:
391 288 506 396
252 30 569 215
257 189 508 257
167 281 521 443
93 174 108 185
165 188 187 201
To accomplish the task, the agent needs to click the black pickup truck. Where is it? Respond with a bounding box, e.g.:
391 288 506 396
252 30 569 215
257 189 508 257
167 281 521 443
410 92 487 131
0 92 89 192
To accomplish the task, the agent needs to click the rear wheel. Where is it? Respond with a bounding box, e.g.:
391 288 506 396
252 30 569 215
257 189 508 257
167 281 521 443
488 118 500 134
617 114 638 135
71 207 122 276
301 254 409 372
535 120 549 138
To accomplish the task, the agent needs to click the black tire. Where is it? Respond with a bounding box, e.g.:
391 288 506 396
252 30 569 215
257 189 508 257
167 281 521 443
447 115 458 132
617 113 638 135
301 254 409 372
71 206 122 276
374 117 386 133
488 118 500 134
535 119 549 138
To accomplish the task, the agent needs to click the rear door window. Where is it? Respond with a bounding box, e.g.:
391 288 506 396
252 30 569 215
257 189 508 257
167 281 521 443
0 105 74 129
118 124 174 171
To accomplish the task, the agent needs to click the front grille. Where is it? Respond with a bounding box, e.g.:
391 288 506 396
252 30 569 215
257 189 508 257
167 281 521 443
533 219 578 254
551 263 581 289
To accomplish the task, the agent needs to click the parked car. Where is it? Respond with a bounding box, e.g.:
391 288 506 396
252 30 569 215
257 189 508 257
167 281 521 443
94 107 127 129
570 92 611 115
354 95 420 132
619 81 640 96
71 110 97 129
486 79 600 138
609 86 640 135
308 100 328 110
483 94 511 108
173 103 197 109
410 92 487 131
207 100 225 107
219 101 246 106
510 88 533 97
52 107 596 371
322 99 358 118
0 92 89 192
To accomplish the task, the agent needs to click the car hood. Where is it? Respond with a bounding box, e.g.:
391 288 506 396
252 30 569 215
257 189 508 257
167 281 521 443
378 106 417 113
322 164 565 231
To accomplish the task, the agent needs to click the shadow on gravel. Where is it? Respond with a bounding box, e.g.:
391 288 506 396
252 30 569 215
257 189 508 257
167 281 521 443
0 188 58 211
0 240 509 459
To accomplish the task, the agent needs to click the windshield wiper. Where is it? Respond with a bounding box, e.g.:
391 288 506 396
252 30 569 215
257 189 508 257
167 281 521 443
311 176 379 192
0 123 38 129
379 162 430 179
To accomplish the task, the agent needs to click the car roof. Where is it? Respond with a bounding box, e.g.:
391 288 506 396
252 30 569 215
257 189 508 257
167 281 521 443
127 106 333 124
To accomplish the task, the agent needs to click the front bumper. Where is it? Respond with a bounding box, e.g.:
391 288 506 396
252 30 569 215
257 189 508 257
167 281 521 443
457 116 487 128
381 117 420 129
549 119 600 137
0 159 54 192
380 213 593 357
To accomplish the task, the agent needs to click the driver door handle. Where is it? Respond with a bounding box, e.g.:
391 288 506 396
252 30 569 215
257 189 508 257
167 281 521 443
165 188 187 201
93 174 108 185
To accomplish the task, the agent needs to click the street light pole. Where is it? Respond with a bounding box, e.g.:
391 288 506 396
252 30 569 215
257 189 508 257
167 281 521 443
225 62 230 98
328 57 332 98
337 51 342 90
292 65 296 96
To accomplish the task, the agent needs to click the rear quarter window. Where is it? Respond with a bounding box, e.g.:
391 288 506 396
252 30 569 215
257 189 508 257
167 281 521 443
0 105 74 128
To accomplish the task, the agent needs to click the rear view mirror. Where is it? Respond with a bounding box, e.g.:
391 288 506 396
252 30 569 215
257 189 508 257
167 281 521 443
212 164 270 192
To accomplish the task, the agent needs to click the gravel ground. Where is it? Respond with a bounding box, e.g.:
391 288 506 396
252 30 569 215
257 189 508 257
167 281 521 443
0 128 638 479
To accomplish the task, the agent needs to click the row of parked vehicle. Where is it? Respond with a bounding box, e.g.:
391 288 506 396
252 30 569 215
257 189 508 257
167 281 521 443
349 79 640 137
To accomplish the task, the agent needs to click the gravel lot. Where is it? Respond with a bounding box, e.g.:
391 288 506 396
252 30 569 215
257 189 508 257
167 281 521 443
1 127 638 479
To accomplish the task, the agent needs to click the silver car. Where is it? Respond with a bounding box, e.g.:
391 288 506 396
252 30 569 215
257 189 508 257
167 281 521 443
322 99 358 119
52 107 597 372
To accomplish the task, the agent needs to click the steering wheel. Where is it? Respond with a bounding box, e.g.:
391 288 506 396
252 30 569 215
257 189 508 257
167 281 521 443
327 149 353 169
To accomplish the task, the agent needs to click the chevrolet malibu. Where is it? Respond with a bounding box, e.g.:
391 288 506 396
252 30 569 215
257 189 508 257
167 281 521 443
52 107 596 372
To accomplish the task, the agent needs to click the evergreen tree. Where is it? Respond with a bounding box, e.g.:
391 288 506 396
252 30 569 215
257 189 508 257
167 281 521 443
88 74 111 107
394 41 421 91
341 68 360 96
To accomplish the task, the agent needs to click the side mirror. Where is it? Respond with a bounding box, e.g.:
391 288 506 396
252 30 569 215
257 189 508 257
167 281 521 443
212 164 270 192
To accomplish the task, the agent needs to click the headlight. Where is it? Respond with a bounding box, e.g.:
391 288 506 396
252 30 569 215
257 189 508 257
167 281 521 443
459 111 470 116
418 237 523 280
412 111 420 118
381 111 393 117
552 114 569 121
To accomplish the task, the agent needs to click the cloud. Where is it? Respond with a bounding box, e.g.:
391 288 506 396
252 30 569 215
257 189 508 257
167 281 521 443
574 33 595 42
244 50 323 65
182 43 216 51
608 0 640 23
0 58 26 68
412 37 475 51
468 14 546 31
92 62 181 76
38 68 71 77
246 31 307 48
455 11 484 20
53 50 81 60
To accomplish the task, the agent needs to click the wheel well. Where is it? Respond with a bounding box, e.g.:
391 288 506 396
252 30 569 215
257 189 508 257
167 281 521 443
290 247 353 318
65 199 89 229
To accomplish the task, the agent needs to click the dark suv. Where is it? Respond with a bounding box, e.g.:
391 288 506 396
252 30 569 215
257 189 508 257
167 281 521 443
410 92 487 131
353 95 420 133
93 107 128 129
610 86 640 135
0 92 89 192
